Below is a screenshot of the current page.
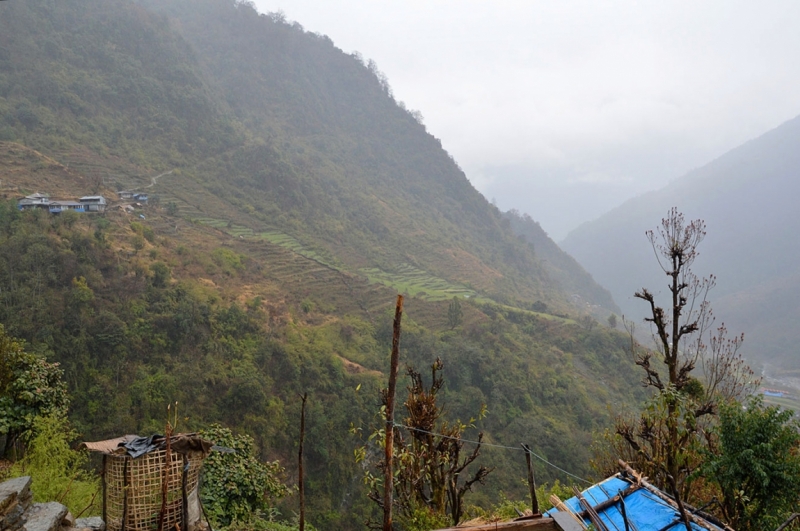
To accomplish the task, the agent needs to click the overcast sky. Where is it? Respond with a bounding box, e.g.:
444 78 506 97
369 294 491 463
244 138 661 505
252 0 800 239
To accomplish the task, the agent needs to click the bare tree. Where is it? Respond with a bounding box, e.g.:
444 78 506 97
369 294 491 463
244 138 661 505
616 208 758 531
360 359 492 528
398 360 492 525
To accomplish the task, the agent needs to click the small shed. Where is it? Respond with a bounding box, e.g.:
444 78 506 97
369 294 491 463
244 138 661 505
17 193 50 210
545 463 729 531
82 433 213 531
79 195 108 212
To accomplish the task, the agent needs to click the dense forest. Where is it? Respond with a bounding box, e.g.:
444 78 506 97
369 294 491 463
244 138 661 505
0 189 643 529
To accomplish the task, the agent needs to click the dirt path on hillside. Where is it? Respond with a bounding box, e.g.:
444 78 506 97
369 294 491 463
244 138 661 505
145 169 173 188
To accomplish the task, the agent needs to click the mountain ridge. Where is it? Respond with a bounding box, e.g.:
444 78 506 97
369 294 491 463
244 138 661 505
562 112 800 368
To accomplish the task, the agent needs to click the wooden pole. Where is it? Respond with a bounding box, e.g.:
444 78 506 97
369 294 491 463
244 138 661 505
521 444 540 515
383 295 404 531
618 460 735 531
101 455 107 525
618 491 631 531
299 393 308 531
158 420 173 531
775 513 800 531
573 487 609 531
575 485 638 518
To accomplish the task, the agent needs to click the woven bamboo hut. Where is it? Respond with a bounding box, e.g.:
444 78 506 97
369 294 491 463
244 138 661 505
82 434 213 531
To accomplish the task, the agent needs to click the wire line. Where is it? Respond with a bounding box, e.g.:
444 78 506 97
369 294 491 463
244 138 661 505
393 422 593 485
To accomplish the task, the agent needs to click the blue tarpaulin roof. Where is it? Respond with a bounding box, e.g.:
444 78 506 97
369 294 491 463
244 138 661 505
545 475 724 531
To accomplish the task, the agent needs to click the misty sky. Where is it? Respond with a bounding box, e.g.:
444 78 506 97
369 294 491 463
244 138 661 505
252 1 800 240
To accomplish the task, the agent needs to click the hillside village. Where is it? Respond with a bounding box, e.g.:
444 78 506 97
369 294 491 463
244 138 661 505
16 191 148 215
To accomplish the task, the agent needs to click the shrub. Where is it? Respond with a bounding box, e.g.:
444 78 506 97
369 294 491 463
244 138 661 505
10 415 99 515
199 425 289 528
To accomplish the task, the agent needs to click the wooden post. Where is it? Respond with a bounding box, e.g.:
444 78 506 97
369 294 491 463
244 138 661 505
158 430 172 531
573 487 609 531
383 295 404 531
775 513 800 531
618 491 630 531
299 393 308 531
181 455 189 530
121 458 129 531
521 444 539 515
101 455 107 525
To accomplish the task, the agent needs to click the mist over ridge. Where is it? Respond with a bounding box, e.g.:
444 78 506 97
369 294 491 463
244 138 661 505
562 113 800 370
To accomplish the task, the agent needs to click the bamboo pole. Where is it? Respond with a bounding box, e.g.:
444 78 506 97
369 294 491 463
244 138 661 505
775 513 800 531
617 460 733 531
299 393 308 531
521 444 540 515
383 295 404 531
158 427 172 531
549 495 587 530
572 487 609 531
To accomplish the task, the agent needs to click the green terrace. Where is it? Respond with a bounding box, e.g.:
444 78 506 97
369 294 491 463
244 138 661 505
359 263 484 302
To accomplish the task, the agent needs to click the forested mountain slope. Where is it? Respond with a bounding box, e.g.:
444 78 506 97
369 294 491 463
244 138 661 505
0 0 574 309
0 1 642 528
504 210 619 313
562 114 800 370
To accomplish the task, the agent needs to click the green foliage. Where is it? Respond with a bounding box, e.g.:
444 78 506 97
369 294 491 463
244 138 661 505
199 424 290 528
396 504 451 531
467 482 574 522
700 396 800 531
10 415 99 516
447 296 463 329
211 247 245 275
223 516 316 531
0 325 69 454
0 209 647 529
150 262 171 288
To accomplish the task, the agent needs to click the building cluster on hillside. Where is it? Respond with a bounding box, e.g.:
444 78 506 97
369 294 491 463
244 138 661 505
116 190 149 203
761 387 792 398
16 190 149 214
17 192 107 213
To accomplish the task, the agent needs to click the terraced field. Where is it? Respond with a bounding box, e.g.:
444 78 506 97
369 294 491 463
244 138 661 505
243 240 396 318
5 146 510 312
258 231 339 269
360 263 484 302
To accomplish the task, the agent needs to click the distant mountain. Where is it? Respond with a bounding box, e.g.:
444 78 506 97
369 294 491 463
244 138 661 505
562 114 800 369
